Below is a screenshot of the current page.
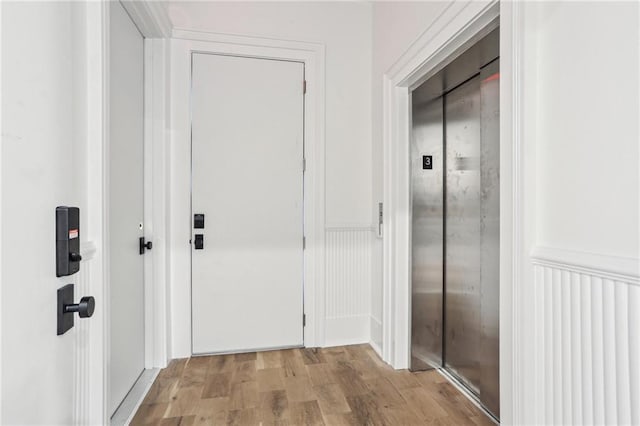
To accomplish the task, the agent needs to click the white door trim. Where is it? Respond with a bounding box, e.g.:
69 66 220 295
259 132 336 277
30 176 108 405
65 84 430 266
117 0 173 371
121 0 172 373
169 29 326 354
142 37 171 369
85 2 109 424
381 1 526 423
0 2 4 421
120 0 171 38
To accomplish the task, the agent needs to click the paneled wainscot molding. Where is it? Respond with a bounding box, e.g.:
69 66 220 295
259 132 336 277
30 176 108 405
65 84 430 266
325 225 373 347
531 246 639 425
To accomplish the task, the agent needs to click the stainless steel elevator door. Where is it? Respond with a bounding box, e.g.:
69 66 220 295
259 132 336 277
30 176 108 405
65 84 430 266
411 97 444 370
409 27 500 420
478 59 500 417
444 60 500 418
444 75 483 395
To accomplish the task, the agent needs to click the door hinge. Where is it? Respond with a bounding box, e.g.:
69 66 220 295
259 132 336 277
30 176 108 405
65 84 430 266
378 202 383 237
303 313 306 327
303 236 306 250
303 80 307 94
303 158 306 173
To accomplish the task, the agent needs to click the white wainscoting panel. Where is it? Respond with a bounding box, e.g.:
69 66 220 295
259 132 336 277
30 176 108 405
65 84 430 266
74 242 96 425
324 226 373 346
532 247 639 426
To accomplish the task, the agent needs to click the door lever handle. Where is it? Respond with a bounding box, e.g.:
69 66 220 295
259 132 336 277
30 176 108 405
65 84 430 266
139 237 152 255
64 296 95 318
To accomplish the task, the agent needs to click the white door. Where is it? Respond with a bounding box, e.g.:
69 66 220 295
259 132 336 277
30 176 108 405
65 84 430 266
109 1 145 415
191 53 305 354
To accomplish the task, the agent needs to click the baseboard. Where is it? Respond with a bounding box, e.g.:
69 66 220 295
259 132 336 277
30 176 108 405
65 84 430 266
369 339 383 359
324 316 369 347
370 316 383 354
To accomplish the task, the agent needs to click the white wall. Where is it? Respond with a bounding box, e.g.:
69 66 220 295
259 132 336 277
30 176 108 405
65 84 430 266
532 2 639 259
521 2 640 424
162 1 374 357
370 0 452 352
165 1 373 225
1 2 95 423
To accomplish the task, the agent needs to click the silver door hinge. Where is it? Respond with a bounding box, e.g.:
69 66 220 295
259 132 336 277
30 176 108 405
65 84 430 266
303 236 306 250
303 313 306 327
303 80 307 94
303 158 306 172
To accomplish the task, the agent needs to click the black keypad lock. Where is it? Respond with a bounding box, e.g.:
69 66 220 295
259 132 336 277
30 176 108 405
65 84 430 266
56 206 81 277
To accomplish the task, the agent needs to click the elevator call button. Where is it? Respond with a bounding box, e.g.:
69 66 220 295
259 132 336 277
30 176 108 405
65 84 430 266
423 155 433 170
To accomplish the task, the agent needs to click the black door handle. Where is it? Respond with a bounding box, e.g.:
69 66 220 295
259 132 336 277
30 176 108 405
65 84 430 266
139 237 152 254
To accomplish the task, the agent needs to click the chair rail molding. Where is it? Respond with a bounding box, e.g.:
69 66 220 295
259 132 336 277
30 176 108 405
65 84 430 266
531 246 640 284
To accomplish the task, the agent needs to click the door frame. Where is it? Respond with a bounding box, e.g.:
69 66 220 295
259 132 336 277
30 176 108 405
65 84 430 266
381 1 527 424
84 1 171 423
169 29 326 357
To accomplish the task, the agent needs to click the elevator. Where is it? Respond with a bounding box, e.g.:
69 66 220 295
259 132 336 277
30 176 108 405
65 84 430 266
410 27 500 419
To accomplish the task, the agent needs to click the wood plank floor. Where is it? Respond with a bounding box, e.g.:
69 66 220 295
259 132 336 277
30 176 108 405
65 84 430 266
131 344 494 426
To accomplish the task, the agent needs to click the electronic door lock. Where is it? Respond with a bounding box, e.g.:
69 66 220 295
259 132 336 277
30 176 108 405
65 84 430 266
194 214 205 229
57 284 95 335
56 206 81 277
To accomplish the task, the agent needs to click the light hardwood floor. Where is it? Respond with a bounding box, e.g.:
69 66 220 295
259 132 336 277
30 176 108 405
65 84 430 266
131 344 494 425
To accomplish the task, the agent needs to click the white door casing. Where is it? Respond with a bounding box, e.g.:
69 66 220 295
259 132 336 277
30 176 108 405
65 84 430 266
109 0 146 415
191 53 305 354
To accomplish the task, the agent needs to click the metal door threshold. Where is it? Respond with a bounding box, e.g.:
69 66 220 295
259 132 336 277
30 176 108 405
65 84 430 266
110 368 160 426
437 367 500 424
192 344 304 357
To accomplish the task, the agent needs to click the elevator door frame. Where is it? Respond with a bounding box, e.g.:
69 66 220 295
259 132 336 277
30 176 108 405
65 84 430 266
380 1 525 424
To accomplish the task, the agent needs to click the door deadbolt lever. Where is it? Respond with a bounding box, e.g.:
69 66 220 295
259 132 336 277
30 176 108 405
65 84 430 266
69 252 82 262
139 237 152 255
